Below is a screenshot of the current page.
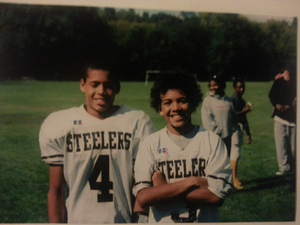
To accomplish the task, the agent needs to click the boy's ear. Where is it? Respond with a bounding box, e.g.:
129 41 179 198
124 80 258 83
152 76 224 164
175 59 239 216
80 79 85 93
159 108 164 117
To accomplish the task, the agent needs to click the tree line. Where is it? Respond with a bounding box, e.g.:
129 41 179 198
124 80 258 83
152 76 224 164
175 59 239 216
0 3 297 81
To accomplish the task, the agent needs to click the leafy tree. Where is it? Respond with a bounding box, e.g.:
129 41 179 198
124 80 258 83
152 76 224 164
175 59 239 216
0 4 296 81
206 14 274 81
260 19 297 79
110 20 154 80
0 4 115 80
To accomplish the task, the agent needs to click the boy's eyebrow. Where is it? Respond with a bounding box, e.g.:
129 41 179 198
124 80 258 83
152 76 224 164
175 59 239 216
89 80 112 84
161 97 187 101
89 81 101 85
88 81 98 84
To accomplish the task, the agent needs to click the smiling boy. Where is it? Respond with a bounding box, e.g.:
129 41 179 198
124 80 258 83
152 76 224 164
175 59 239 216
133 72 233 223
39 60 155 223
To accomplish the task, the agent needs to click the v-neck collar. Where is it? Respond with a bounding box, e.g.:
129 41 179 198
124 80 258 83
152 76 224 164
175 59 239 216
80 104 123 122
163 126 200 151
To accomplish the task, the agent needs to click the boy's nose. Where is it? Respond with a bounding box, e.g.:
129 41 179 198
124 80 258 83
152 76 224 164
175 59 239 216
97 84 106 94
172 102 181 111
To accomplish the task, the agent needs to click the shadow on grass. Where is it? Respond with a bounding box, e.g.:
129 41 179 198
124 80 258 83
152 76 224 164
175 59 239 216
236 173 295 193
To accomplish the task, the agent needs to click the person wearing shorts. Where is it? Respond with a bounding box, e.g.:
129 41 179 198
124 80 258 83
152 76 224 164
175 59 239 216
231 78 252 190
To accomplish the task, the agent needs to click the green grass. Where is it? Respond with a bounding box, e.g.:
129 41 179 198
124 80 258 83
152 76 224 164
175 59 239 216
0 81 296 223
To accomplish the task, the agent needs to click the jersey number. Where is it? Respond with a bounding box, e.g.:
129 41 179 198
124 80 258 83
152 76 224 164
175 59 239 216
89 155 113 202
171 208 197 222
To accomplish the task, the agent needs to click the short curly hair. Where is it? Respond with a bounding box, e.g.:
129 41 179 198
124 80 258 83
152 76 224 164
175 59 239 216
150 71 203 113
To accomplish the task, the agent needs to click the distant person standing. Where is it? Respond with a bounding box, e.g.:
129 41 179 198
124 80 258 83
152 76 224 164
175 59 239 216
201 75 236 157
269 69 296 176
230 78 252 190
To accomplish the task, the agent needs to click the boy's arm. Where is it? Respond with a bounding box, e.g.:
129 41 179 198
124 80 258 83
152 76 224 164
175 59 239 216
136 170 203 208
155 170 223 207
185 187 224 207
133 200 148 213
47 165 67 223
132 200 149 223
269 80 280 106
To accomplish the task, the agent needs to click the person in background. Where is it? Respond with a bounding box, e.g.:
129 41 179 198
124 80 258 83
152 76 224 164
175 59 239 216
133 72 233 223
39 60 155 223
269 69 296 176
230 77 252 190
201 75 237 157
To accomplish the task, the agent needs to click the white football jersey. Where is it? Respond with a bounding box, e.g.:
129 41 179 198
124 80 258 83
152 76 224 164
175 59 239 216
133 127 233 223
39 105 155 223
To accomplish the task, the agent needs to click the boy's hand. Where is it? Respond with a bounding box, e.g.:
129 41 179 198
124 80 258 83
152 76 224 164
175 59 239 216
152 170 167 186
276 104 290 112
244 102 252 113
246 135 252 144
186 176 208 189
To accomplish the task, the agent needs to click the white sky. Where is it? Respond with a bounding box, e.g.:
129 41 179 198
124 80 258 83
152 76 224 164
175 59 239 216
132 8 295 23
1 0 299 17
1 0 296 24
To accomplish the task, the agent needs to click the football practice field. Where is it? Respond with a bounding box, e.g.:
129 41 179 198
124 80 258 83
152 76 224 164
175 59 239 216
0 80 296 223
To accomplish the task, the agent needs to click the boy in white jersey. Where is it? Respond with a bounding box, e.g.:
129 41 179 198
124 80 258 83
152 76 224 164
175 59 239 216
133 72 233 223
39 60 155 223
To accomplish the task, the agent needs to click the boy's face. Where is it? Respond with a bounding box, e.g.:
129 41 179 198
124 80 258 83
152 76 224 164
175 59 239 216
159 89 193 135
80 69 117 119
234 82 245 96
209 80 221 95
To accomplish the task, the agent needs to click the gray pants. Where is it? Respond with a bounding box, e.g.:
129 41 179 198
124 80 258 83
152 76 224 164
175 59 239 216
274 120 296 172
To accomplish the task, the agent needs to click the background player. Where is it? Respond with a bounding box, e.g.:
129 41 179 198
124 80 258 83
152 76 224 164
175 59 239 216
133 72 233 223
39 60 155 223
201 75 236 157
269 69 296 176
231 78 252 190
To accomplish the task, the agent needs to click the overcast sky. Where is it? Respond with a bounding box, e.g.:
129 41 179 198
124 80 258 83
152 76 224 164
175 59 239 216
130 8 295 24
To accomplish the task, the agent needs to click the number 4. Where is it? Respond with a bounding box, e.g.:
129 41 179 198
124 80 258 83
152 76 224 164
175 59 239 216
89 155 113 202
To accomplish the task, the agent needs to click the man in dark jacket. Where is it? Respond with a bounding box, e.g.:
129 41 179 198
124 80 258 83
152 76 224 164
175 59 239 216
269 69 296 175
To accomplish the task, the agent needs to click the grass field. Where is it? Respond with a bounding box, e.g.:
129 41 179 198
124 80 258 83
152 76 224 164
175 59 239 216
0 80 296 223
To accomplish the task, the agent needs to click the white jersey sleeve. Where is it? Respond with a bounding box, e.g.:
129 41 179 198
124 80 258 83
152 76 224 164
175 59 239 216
130 108 156 169
133 132 160 195
39 108 77 165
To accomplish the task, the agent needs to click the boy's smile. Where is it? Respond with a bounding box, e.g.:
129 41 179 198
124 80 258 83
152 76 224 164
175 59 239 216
80 69 118 119
209 80 221 95
160 89 194 135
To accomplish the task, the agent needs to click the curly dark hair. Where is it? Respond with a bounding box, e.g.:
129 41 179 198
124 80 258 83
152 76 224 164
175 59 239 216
150 71 203 113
